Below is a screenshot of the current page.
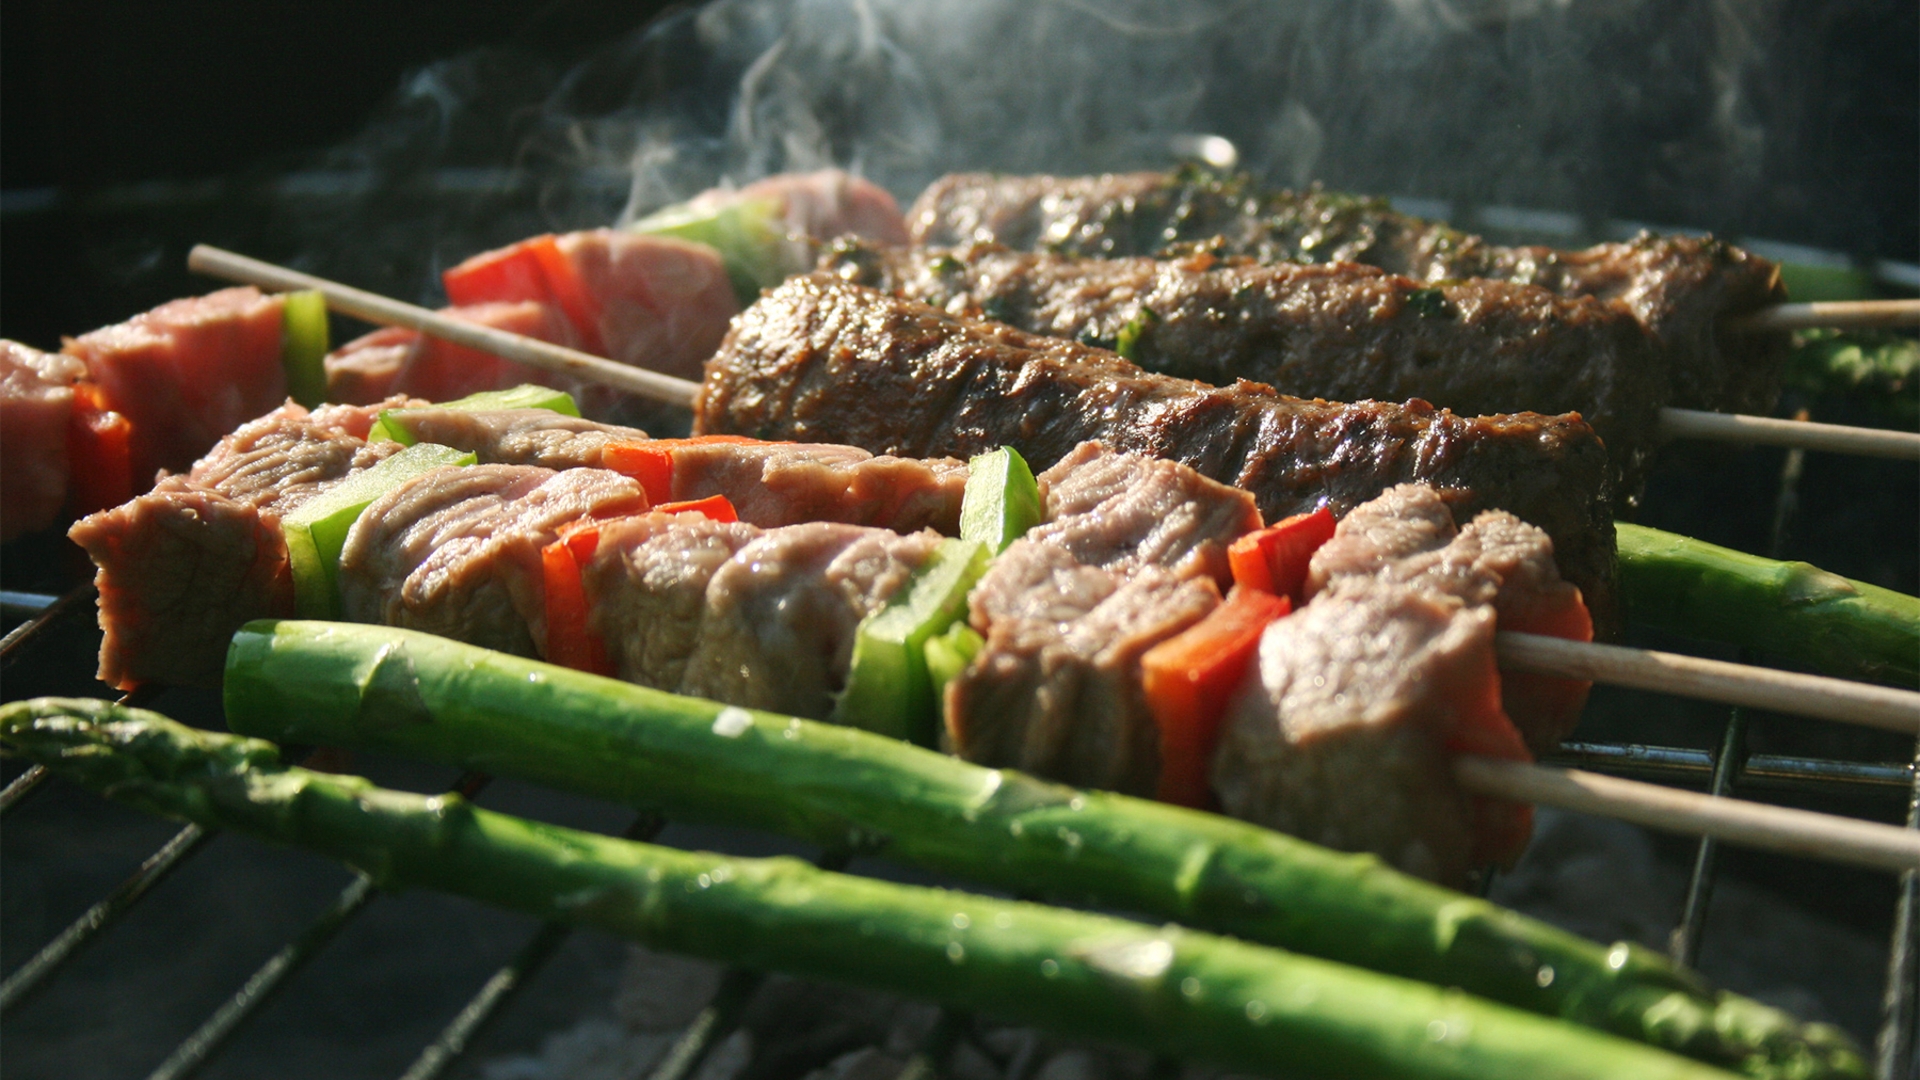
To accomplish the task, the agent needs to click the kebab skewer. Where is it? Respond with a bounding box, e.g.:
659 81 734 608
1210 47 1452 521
184 247 1919 687
66 394 1917 849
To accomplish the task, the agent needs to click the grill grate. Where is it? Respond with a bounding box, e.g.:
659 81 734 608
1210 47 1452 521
2 447 1915 1080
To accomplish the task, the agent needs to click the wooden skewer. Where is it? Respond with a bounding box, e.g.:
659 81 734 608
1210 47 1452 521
1730 298 1920 332
1659 407 1920 460
1500 631 1920 735
195 245 1919 461
187 245 701 409
1455 757 1920 873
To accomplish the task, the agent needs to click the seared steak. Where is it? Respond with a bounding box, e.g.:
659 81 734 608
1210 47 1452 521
907 170 1788 419
824 240 1664 500
696 273 1619 635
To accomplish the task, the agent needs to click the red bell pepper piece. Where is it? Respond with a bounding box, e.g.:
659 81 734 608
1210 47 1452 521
444 235 607 356
1228 506 1337 602
542 520 614 676
602 436 765 505
67 381 134 516
1439 644 1537 869
1140 587 1293 808
654 494 739 522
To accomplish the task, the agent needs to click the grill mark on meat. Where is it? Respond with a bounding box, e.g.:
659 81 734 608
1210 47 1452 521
338 464 647 658
825 240 1664 503
696 273 1618 636
908 171 1788 422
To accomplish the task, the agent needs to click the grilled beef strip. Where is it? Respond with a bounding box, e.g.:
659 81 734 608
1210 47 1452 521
908 170 1789 420
823 239 1664 502
695 273 1620 636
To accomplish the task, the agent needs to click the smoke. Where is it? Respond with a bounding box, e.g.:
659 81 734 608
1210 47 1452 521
285 0 1904 303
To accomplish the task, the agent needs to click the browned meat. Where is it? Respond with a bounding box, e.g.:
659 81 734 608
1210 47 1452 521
69 399 407 689
907 171 1789 420
1211 577 1530 886
695 273 1620 635
582 513 940 719
1024 441 1259 585
677 522 941 718
1 341 86 540
1305 485 1594 751
369 407 652 471
380 406 969 534
581 512 760 691
824 240 1664 500
664 441 968 534
949 553 1218 794
945 442 1257 793
338 465 648 657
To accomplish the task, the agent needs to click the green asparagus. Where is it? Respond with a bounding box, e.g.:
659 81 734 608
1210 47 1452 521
1 697 1747 1080
222 620 1864 1080
1616 522 1920 686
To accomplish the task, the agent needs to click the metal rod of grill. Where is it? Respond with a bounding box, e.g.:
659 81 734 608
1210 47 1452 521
396 813 664 1080
139 772 489 1080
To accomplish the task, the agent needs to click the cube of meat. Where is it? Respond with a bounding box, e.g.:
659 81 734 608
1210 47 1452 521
337 464 648 658
64 287 289 482
1 340 86 540
1211 577 1533 887
1306 484 1593 750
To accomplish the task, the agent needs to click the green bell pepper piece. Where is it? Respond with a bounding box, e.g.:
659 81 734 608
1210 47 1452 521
280 290 330 409
924 621 985 724
368 384 582 444
834 538 990 745
629 196 795 304
959 447 1043 553
284 443 477 618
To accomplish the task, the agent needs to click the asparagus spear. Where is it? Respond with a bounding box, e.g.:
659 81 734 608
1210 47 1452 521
0 697 1746 1080
1616 522 1920 686
222 620 1865 1080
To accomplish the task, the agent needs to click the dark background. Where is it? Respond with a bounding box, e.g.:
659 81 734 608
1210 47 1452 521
3 0 1916 353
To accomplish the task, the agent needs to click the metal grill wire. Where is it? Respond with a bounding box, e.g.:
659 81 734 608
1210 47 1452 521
0 444 1915 1077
